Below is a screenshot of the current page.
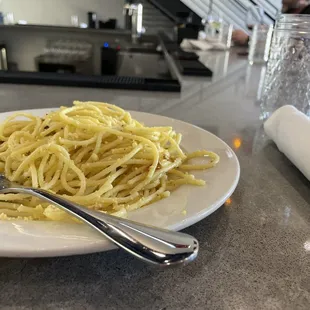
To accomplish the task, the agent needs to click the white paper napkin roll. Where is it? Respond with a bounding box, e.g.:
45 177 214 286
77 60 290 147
264 105 310 180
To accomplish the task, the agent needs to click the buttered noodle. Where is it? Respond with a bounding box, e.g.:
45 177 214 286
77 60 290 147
0 101 219 221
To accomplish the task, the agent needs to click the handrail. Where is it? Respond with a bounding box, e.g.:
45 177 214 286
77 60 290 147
249 0 276 22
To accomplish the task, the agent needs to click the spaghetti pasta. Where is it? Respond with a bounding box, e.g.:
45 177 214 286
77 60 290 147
0 101 219 221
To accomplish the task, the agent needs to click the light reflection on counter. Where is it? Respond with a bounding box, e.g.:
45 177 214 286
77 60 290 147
198 51 231 81
245 64 267 102
225 197 232 206
233 137 242 150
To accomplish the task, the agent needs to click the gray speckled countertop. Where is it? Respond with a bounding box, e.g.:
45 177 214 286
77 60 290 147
0 50 310 310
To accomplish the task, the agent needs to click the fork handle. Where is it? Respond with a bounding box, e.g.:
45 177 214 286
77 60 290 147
2 186 199 266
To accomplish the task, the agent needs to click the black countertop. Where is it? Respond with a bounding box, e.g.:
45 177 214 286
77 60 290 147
0 71 181 92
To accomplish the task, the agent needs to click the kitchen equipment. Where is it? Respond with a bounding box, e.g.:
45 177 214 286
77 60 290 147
123 3 132 30
174 59 213 76
0 71 180 92
0 174 199 266
0 44 8 71
173 50 199 61
36 55 87 74
175 12 201 44
176 27 199 45
260 14 310 118
123 3 144 43
101 46 119 75
99 19 117 29
88 11 97 29
36 40 93 75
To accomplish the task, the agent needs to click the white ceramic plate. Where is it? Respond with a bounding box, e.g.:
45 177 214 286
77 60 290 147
0 109 240 257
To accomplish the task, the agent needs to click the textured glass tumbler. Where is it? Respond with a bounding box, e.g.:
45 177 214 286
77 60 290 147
218 24 233 49
260 14 310 119
248 24 273 65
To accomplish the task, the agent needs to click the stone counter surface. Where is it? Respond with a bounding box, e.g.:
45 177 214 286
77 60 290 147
0 50 309 310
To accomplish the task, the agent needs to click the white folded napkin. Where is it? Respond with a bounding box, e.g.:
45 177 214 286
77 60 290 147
264 105 310 180
180 39 227 51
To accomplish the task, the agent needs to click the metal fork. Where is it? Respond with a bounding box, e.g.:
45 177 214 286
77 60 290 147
0 174 198 266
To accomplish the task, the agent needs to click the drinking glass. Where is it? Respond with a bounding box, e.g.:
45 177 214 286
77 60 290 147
248 24 273 64
4 12 14 25
202 13 223 39
260 14 310 119
71 15 79 27
218 24 233 49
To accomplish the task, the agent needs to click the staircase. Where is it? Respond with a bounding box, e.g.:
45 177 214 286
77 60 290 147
142 0 282 35
181 0 281 32
141 0 174 35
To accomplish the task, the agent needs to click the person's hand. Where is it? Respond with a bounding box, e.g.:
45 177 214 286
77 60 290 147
232 30 249 46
